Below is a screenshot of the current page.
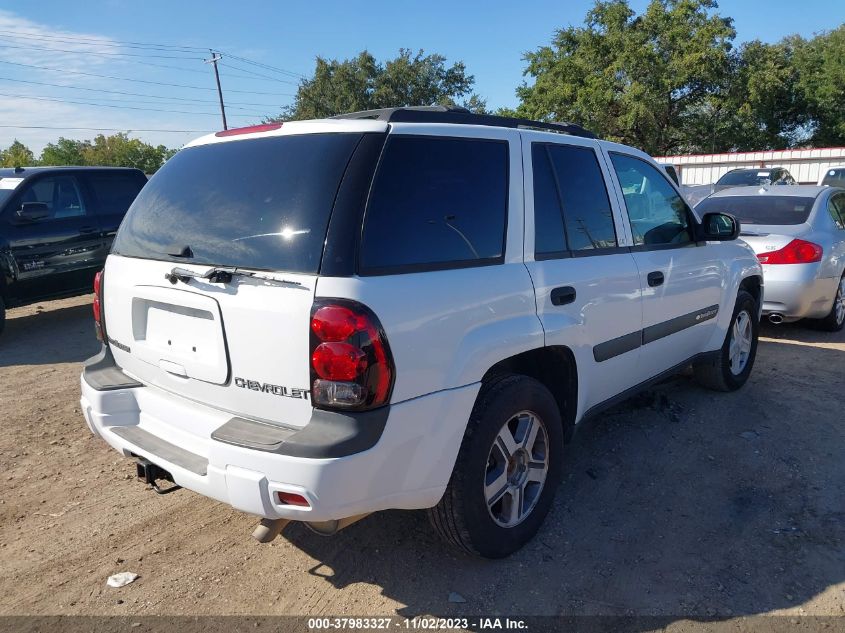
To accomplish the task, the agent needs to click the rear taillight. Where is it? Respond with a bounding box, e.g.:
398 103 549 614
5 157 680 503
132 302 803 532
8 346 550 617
309 300 394 410
757 239 823 265
93 270 104 341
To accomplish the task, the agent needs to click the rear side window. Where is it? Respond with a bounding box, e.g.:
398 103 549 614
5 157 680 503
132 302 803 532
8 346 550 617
697 195 815 225
360 136 508 273
532 143 617 255
828 193 845 229
88 173 145 215
113 133 363 273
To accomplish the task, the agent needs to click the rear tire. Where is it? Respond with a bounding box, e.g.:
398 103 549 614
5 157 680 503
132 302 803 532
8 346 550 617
693 290 759 392
814 273 845 332
428 374 564 558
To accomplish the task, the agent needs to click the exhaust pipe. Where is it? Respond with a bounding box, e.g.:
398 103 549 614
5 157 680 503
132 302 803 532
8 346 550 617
768 313 784 324
252 518 290 543
305 513 371 536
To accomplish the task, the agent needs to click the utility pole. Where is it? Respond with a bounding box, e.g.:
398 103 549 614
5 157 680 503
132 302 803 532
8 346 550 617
205 50 227 130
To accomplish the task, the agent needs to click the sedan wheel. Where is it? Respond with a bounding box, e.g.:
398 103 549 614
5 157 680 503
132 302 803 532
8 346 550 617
835 277 845 326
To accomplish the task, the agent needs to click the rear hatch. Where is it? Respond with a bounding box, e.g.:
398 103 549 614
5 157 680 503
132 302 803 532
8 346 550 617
103 127 377 428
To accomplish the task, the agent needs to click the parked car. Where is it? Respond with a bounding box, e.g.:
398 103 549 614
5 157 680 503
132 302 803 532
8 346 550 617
0 166 147 335
697 185 845 330
818 166 845 188
80 107 763 558
713 167 796 192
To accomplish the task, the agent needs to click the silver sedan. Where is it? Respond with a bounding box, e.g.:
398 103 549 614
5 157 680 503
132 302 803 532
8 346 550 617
697 185 845 330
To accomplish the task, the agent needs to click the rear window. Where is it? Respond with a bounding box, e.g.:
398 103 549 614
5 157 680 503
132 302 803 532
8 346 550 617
359 136 508 273
112 133 363 273
717 170 774 186
697 195 816 225
821 168 845 188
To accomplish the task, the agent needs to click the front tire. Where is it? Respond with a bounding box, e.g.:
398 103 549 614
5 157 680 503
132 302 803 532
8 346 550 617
428 374 564 558
814 273 845 332
693 289 759 391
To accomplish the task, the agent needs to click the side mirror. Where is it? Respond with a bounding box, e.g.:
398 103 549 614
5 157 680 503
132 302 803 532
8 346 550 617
700 212 740 241
15 201 50 222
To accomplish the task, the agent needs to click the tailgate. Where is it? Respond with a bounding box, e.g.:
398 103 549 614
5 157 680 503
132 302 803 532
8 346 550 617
103 255 316 428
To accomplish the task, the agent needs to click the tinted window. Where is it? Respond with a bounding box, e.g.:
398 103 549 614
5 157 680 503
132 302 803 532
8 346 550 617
697 195 815 225
828 194 845 229
610 153 692 246
360 136 508 272
548 144 616 250
16 175 87 220
113 133 363 273
531 145 566 256
88 173 145 215
821 168 845 188
716 170 776 186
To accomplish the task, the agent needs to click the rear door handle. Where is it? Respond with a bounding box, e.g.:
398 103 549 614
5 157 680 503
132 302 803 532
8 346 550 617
647 271 665 287
551 286 576 306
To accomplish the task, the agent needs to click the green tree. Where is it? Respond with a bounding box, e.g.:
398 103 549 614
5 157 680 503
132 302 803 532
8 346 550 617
79 133 175 173
515 0 736 155
272 49 484 121
1 139 36 167
793 25 845 146
40 137 91 166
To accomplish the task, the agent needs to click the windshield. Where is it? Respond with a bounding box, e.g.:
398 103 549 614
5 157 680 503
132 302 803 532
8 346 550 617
697 195 815 225
716 170 775 187
821 168 845 188
112 133 364 273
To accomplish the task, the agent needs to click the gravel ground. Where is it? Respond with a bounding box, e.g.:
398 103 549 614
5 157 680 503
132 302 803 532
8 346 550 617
1 294 843 624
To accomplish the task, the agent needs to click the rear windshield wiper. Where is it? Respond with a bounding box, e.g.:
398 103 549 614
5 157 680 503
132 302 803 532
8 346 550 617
165 266 303 287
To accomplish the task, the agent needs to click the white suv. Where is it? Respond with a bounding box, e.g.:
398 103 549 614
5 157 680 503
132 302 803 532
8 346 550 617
80 107 763 558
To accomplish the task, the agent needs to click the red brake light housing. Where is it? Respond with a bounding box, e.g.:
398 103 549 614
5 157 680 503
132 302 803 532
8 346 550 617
756 239 823 265
309 299 394 411
93 270 104 341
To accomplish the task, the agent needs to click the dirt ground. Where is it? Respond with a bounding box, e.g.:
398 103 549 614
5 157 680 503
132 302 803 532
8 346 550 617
1 294 843 623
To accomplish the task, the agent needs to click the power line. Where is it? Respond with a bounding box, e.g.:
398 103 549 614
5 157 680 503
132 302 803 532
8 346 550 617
218 61 300 85
0 59 296 96
0 39 299 84
0 124 211 133
0 91 266 117
0 41 205 61
0 29 208 53
0 76 285 108
0 30 306 79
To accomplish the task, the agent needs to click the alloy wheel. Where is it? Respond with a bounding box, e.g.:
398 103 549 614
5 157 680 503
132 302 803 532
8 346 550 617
729 310 753 375
484 411 549 528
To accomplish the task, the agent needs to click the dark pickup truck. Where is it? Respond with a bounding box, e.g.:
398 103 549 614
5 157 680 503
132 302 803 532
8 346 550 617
0 166 147 334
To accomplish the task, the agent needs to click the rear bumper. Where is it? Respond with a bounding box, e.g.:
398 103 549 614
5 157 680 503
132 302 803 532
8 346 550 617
761 264 837 320
80 349 479 522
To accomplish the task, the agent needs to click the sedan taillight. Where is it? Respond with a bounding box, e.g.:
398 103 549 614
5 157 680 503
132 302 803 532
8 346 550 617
756 239 823 265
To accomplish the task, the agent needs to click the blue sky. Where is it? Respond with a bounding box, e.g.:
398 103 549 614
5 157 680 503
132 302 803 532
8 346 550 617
1 0 842 153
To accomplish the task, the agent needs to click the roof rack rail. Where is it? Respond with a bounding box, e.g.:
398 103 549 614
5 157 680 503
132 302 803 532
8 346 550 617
332 106 597 139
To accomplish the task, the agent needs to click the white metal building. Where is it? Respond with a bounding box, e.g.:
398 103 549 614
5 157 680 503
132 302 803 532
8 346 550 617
656 147 845 185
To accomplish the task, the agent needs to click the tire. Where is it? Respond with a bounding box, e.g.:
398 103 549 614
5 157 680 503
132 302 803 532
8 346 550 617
428 374 564 558
814 273 845 332
693 289 759 391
